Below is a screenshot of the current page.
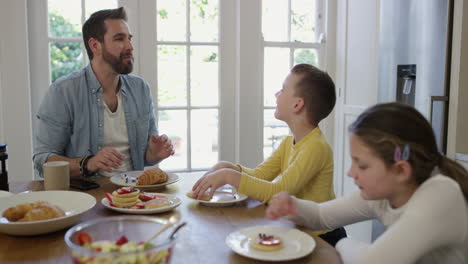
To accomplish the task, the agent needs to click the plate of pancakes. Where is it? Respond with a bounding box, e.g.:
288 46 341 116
102 187 181 214
110 168 179 190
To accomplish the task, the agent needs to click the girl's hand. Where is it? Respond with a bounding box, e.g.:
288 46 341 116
266 191 298 220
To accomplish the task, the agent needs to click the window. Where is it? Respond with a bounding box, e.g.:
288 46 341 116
47 0 118 82
262 0 325 158
155 0 219 171
29 0 329 173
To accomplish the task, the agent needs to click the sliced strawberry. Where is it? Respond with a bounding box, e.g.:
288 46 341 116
117 187 134 194
105 193 117 207
77 232 92 246
139 194 155 201
135 202 145 209
116 235 128 246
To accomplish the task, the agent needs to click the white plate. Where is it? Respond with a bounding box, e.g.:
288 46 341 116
187 188 248 207
0 191 96 236
101 193 182 214
226 225 316 262
110 171 179 190
0 190 12 198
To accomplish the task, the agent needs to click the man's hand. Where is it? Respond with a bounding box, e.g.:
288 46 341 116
87 147 125 173
145 134 175 163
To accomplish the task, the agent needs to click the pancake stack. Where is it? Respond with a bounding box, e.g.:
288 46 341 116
111 187 141 208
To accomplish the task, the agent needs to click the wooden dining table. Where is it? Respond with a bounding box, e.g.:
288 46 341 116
0 172 342 264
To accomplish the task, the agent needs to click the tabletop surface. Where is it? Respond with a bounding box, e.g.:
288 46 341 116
0 172 342 264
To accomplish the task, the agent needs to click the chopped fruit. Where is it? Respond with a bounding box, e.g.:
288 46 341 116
115 235 128 246
77 232 92 246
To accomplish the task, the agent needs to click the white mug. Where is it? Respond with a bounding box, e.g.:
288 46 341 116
43 161 70 190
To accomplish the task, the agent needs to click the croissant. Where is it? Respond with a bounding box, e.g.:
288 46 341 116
137 168 168 185
2 200 49 221
18 204 65 222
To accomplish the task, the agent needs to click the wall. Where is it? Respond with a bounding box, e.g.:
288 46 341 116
448 0 468 163
334 0 380 243
0 0 34 182
454 0 468 153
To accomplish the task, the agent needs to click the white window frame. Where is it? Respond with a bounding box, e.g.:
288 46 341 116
24 0 335 176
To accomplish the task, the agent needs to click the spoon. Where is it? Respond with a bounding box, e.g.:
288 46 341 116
168 222 187 239
145 214 180 244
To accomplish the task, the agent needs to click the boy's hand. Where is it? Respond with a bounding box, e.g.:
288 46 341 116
206 161 240 174
192 168 241 200
266 191 298 220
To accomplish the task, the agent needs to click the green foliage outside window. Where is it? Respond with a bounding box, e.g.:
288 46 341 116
49 11 83 83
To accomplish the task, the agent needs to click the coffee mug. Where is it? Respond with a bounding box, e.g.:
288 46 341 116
43 161 70 190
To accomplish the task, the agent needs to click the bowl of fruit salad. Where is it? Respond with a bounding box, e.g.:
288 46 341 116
65 216 177 264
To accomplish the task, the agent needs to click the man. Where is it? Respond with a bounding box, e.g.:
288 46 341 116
33 7 173 178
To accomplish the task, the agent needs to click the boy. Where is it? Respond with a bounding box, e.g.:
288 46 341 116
192 64 345 246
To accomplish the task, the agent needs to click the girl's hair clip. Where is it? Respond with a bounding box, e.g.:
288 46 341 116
394 144 410 162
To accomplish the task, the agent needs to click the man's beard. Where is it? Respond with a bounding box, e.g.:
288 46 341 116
102 45 134 74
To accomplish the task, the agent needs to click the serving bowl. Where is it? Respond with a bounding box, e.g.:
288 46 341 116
0 190 95 236
65 216 177 264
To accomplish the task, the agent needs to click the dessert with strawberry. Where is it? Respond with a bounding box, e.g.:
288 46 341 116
249 233 283 251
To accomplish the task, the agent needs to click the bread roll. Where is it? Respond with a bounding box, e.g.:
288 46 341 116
137 168 168 185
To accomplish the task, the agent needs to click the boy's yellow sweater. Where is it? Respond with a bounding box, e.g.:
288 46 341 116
238 127 335 235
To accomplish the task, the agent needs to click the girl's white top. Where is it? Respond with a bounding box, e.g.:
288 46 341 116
288 174 468 264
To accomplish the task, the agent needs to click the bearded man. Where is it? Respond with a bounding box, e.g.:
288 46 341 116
33 7 174 178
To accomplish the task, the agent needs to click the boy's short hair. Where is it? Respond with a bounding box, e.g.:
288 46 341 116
82 7 127 60
291 64 336 125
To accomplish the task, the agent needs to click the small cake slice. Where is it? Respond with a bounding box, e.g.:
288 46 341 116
186 191 211 201
249 233 283 251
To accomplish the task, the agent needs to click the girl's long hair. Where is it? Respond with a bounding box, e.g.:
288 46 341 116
349 102 468 200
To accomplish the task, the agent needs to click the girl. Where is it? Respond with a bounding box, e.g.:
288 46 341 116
266 102 468 264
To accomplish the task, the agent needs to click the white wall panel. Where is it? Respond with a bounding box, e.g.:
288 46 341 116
0 0 34 182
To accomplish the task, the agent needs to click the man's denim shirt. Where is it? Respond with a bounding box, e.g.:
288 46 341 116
33 65 157 177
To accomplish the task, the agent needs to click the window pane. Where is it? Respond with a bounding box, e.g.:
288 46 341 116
262 0 288 42
190 0 219 42
85 0 118 19
158 110 188 170
291 0 317 42
190 46 219 106
191 109 218 168
264 47 290 107
50 42 83 83
157 0 187 41
157 45 187 106
263 109 289 159
294 48 318 66
48 0 82 38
